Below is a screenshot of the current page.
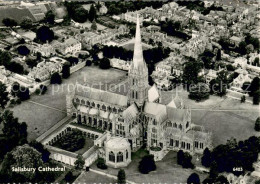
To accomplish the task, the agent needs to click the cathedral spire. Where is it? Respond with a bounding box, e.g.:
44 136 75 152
133 14 145 69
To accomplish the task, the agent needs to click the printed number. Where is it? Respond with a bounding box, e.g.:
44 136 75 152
233 167 243 171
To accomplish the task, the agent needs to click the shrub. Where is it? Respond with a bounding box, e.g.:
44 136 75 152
138 155 156 174
50 72 62 84
96 158 107 170
187 173 200 184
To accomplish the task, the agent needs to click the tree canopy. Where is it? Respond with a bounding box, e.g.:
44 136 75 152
0 82 9 108
36 26 55 43
138 154 156 174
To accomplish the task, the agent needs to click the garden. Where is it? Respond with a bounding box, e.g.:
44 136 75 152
52 129 86 152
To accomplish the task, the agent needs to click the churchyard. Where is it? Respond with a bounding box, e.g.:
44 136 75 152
10 66 127 141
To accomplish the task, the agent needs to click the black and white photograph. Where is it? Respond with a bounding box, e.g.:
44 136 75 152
0 0 259 183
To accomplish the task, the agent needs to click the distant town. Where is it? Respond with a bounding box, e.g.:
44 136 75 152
0 0 259 184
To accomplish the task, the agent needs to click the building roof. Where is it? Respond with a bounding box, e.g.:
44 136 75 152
75 84 128 107
122 103 139 123
148 85 160 102
106 136 130 150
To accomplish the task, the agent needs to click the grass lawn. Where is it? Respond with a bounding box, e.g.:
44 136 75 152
10 102 66 141
9 66 126 141
74 171 116 183
90 149 207 183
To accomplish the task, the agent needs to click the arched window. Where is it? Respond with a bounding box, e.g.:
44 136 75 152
117 152 123 162
174 123 177 128
81 99 85 104
109 151 115 162
179 124 182 130
186 122 189 128
132 91 135 98
126 150 128 159
136 91 138 99
92 102 95 107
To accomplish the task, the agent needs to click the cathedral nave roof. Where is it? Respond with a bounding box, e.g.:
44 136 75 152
75 84 128 107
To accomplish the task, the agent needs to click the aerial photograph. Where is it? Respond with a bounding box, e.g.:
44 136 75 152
0 0 259 183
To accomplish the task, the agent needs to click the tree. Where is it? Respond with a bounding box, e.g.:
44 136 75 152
96 158 107 169
249 77 260 96
0 50 11 66
255 117 260 132
117 169 126 184
91 20 97 31
241 95 246 103
138 155 156 174
17 45 30 56
177 150 185 165
73 7 88 23
238 41 247 55
189 82 210 101
201 148 212 168
209 161 219 179
182 60 203 89
74 154 85 170
50 72 62 84
2 18 17 27
62 63 70 79
89 4 97 22
7 144 43 180
65 171 74 183
187 173 200 184
36 26 55 43
253 90 260 105
99 57 111 69
216 49 221 61
45 10 55 24
20 17 33 29
29 140 50 162
25 58 37 68
0 82 9 108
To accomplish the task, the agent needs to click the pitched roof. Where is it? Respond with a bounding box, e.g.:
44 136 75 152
148 85 160 102
122 103 139 123
75 84 128 107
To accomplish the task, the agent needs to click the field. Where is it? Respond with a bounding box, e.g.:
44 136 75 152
10 66 127 141
74 171 116 183
162 88 259 146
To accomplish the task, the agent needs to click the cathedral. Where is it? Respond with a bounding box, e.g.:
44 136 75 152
66 15 212 168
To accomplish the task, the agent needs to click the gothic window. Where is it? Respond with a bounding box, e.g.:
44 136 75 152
200 143 204 149
181 142 185 149
97 104 100 109
195 141 199 148
170 139 174 146
117 152 123 162
132 91 135 98
81 99 85 104
179 124 182 130
187 143 191 150
126 150 128 159
75 98 80 103
175 140 179 147
92 102 95 107
174 123 177 128
136 91 138 99
186 122 189 129
109 151 115 162
87 101 90 106
168 121 172 127
113 107 117 113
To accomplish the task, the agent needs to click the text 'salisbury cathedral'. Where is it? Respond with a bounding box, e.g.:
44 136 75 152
66 15 212 168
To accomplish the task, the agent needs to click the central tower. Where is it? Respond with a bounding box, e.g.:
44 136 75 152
127 14 149 107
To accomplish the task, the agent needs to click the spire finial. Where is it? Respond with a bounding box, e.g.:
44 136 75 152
133 13 145 69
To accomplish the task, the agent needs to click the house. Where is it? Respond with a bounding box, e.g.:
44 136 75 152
58 38 81 55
